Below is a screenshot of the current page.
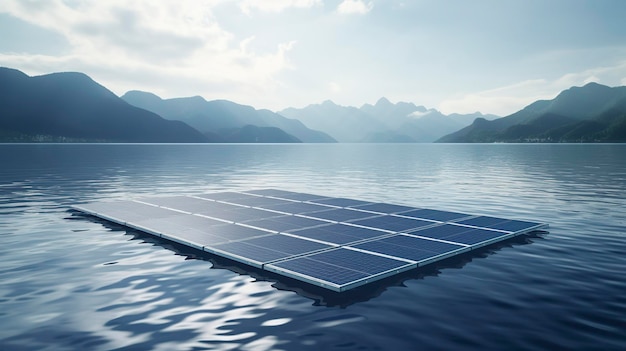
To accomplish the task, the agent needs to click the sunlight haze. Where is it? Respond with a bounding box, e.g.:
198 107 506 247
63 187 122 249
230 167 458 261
1 0 625 115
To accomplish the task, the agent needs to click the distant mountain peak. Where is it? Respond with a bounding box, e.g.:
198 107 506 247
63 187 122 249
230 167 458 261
375 97 393 107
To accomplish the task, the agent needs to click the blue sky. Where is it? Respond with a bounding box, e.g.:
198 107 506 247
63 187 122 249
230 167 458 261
1 0 625 115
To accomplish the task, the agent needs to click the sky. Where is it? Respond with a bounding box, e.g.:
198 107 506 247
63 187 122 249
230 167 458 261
1 0 626 116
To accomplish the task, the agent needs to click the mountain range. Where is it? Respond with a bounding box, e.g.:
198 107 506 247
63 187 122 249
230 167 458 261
438 82 626 142
280 98 498 142
0 67 207 142
1 66 625 143
121 91 335 143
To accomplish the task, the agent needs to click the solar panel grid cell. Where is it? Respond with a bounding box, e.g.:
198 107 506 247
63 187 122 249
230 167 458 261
353 240 441 262
269 257 369 285
352 215 435 232
311 197 372 207
238 234 331 255
307 248 410 275
407 224 473 239
210 223 274 240
352 202 417 214
444 229 509 245
265 202 331 214
273 192 330 201
217 207 281 222
224 196 293 208
304 208 377 222
209 241 289 264
400 208 472 222
196 192 254 201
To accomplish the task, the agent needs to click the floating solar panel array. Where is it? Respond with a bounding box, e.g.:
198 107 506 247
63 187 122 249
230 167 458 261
73 189 548 292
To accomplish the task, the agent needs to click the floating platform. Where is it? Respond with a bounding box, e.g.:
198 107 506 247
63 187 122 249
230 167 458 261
73 189 548 292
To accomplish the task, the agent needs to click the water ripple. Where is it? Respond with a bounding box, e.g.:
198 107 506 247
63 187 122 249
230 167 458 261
1 144 625 350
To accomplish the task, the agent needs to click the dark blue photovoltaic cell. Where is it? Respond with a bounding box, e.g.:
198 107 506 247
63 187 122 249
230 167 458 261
273 192 330 202
159 228 230 247
190 202 242 217
243 189 297 197
400 208 472 222
265 202 331 214
353 235 465 262
289 223 389 244
210 234 331 264
274 215 328 227
209 241 291 263
455 216 509 228
196 192 255 201
352 202 417 214
133 214 226 234
311 197 372 208
443 228 509 245
244 216 327 232
217 207 281 222
269 248 411 284
211 224 274 240
235 234 331 255
485 219 543 232
310 248 410 274
305 208 376 222
407 224 473 239
406 225 508 245
288 228 362 245
269 256 369 285
381 235 465 253
222 196 293 208
351 215 434 232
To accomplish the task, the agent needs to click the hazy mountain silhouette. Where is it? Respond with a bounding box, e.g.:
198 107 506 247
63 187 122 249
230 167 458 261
280 100 387 142
0 67 209 142
438 83 626 142
218 125 300 143
122 91 335 143
280 97 496 142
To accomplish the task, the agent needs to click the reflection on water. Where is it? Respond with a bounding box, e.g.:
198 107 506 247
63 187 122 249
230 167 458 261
1 144 625 350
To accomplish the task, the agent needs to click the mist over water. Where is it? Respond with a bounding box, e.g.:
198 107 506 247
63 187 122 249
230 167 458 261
1 143 625 350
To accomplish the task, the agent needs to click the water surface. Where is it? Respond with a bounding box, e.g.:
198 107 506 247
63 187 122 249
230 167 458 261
1 143 624 350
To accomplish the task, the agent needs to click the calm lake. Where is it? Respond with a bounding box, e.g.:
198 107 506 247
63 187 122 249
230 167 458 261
1 143 624 350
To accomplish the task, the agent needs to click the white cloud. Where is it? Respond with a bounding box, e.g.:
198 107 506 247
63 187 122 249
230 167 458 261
438 61 626 116
328 81 341 93
337 0 373 15
409 110 435 119
0 0 297 102
239 0 321 15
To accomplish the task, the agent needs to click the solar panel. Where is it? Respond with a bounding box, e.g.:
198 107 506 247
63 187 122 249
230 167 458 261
454 216 545 234
407 224 472 239
265 248 414 288
221 196 292 208
311 197 372 208
210 223 275 240
265 202 330 214
352 202 417 214
208 234 332 267
288 223 389 245
304 208 377 222
214 207 281 222
399 208 472 222
196 192 255 201
73 189 548 292
352 235 467 264
351 215 435 232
